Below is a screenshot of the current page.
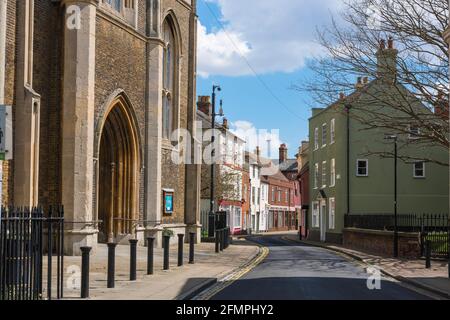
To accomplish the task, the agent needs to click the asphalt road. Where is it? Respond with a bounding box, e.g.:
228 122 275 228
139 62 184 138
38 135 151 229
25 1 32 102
211 235 431 300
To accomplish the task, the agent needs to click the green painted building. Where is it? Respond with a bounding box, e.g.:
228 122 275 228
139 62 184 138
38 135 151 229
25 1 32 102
308 40 449 244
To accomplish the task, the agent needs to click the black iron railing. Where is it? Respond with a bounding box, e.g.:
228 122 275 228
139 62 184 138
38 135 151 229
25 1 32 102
0 206 64 300
344 213 449 258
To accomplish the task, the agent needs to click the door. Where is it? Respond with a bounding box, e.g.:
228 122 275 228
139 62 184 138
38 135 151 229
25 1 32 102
320 200 327 242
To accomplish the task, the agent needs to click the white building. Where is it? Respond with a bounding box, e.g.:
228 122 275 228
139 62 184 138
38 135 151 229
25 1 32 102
246 149 270 233
259 181 270 232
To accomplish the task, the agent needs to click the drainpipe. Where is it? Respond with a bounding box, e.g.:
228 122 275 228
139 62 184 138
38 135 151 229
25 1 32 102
345 104 351 215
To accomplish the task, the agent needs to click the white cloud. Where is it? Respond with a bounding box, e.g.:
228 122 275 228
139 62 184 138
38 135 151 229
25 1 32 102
230 120 283 159
198 0 343 77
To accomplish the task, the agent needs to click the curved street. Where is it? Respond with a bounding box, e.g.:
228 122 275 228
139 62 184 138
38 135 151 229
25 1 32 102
210 235 431 300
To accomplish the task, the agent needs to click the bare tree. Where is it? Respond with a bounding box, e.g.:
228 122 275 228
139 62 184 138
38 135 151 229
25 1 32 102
295 0 449 165
201 165 242 204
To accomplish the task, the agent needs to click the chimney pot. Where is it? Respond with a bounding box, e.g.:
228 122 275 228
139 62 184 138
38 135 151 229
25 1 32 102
379 39 386 49
339 92 346 100
388 37 394 49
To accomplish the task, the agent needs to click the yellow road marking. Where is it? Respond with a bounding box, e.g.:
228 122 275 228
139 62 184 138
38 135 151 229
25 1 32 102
194 245 270 300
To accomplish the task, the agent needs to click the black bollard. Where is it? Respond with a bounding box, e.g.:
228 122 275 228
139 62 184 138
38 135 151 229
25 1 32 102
107 243 117 288
220 229 225 251
178 234 184 267
425 240 431 269
223 228 228 250
215 230 220 253
163 235 170 270
129 239 138 281
189 232 195 264
147 237 155 275
226 228 230 248
80 247 92 299
299 226 302 241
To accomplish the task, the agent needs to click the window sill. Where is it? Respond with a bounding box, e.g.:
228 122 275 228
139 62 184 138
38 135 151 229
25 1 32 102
413 176 426 179
356 175 369 177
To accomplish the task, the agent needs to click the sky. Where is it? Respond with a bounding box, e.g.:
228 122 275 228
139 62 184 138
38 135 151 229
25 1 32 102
196 0 344 158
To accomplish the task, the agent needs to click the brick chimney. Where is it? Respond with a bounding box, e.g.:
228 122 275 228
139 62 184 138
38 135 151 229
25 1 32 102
197 96 211 115
435 90 449 120
376 36 398 83
279 143 288 163
222 117 229 129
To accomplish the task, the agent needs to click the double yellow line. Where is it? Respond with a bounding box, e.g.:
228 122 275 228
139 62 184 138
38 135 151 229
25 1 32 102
195 245 270 300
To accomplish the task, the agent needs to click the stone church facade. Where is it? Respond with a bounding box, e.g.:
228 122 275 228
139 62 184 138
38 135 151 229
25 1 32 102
0 0 201 255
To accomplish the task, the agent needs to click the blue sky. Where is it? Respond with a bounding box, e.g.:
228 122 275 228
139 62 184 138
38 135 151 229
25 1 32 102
196 0 343 158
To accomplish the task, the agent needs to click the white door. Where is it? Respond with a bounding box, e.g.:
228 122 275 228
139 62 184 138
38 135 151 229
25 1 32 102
320 200 327 242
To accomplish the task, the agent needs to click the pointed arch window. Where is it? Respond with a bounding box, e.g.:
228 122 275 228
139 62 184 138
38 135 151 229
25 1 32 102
162 19 176 140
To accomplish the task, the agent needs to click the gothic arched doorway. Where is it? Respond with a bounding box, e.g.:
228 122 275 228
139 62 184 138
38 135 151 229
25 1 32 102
97 96 140 243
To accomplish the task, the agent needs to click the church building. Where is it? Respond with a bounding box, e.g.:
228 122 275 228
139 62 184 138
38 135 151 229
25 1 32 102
0 0 201 255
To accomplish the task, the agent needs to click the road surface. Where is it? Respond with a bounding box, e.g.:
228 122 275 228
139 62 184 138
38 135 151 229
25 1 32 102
210 235 430 300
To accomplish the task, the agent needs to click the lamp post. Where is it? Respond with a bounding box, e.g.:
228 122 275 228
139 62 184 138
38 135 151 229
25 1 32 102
385 134 398 257
209 85 223 237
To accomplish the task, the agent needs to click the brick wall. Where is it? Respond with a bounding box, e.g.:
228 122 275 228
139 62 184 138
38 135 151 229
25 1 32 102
2 0 17 205
34 0 62 208
343 228 421 258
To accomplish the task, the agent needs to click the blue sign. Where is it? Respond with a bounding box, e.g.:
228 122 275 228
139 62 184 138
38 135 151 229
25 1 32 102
164 192 174 214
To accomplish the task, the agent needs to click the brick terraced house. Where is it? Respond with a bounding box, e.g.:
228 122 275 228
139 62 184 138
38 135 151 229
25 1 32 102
0 0 201 254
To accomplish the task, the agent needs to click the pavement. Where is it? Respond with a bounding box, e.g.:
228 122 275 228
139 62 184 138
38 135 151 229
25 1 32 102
203 234 437 300
43 239 260 300
284 234 450 299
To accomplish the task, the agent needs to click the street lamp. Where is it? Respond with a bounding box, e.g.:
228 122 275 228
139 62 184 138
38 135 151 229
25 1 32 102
385 134 398 257
209 85 223 237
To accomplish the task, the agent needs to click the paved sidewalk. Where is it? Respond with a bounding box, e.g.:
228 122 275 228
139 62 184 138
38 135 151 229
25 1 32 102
44 239 260 300
285 235 450 299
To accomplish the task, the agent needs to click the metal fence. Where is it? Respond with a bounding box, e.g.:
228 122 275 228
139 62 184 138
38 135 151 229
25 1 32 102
344 213 449 258
0 206 64 300
200 210 228 238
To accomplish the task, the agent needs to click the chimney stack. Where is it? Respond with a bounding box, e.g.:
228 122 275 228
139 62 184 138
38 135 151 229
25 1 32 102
222 117 229 129
197 96 211 115
279 143 288 163
435 90 449 120
376 36 398 83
